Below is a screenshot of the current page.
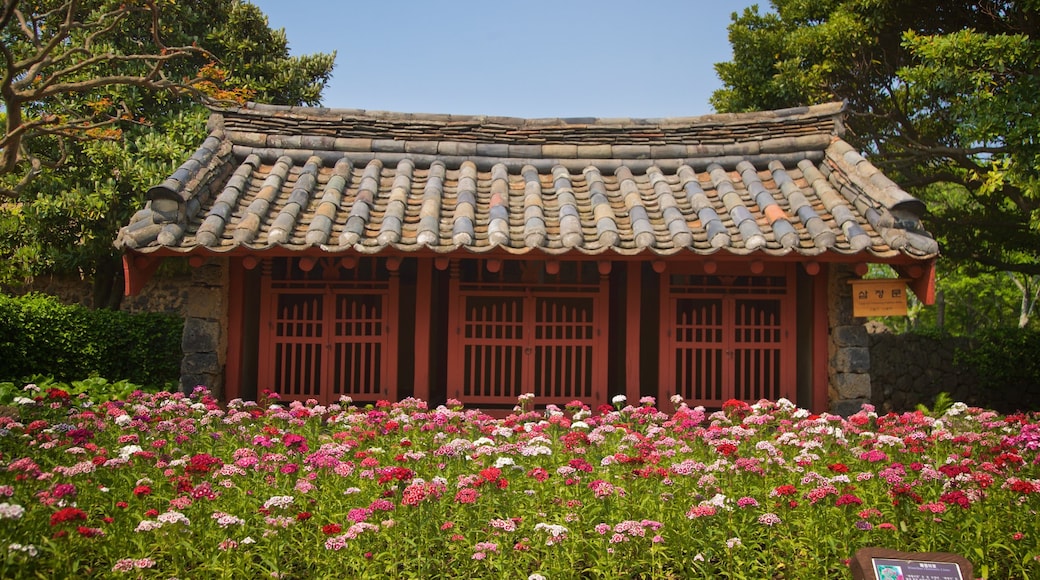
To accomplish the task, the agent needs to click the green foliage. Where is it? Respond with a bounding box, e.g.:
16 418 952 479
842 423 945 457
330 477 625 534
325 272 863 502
0 1 335 306
915 391 955 416
871 261 1035 335
955 328 1040 407
713 1 1040 277
0 293 182 387
0 376 157 406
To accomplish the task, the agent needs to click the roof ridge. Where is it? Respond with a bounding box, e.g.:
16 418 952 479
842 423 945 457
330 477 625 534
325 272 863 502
209 102 847 148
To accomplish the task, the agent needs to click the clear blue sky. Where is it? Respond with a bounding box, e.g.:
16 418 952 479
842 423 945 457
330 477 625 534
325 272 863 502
250 1 761 118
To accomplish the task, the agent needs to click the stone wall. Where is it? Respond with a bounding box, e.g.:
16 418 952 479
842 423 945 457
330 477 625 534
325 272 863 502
179 262 228 396
828 265 873 416
13 271 192 315
867 328 980 413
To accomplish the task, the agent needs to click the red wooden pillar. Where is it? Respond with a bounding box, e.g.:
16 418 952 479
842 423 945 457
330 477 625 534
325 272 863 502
413 259 433 403
625 262 641 406
224 257 244 402
384 258 401 402
812 264 830 413
446 260 462 399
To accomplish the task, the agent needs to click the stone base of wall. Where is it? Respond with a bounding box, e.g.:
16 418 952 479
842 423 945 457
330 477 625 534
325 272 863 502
10 271 192 315
867 323 979 412
828 265 873 416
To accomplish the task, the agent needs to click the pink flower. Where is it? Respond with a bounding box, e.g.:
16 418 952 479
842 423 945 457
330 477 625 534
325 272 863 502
685 505 717 519
757 513 782 526
737 496 759 508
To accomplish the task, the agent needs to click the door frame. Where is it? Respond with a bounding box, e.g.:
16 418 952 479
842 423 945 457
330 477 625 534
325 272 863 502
258 257 398 405
446 259 609 408
658 263 797 408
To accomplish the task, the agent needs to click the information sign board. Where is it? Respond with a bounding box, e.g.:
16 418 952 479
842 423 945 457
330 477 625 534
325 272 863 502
851 548 972 580
850 279 908 317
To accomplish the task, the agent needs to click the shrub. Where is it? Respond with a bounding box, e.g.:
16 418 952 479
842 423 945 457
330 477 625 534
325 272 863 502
0 292 182 386
955 327 1040 412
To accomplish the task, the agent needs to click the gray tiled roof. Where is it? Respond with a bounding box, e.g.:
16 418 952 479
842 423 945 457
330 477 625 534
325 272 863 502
115 102 938 259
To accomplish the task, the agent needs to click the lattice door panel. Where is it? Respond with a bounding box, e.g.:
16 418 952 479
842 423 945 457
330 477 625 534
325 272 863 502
451 292 606 407
460 296 525 403
331 293 387 401
270 293 325 400
672 298 725 404
532 297 597 400
261 287 392 406
732 299 784 402
661 272 795 408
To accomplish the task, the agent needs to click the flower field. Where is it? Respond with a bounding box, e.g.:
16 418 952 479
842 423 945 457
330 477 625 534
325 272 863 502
1 386 1038 579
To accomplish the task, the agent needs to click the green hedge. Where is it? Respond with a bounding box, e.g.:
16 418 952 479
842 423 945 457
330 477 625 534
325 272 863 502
955 327 1040 411
0 292 182 387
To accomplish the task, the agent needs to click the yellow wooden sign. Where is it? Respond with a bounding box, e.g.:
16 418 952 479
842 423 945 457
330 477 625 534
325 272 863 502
850 279 908 317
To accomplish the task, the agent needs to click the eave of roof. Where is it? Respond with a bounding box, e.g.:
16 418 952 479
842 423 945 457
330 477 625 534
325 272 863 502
116 101 938 266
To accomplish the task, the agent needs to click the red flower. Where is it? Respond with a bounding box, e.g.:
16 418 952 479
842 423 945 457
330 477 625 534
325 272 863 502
133 485 152 497
185 453 223 476
454 488 479 504
144 509 159 518
716 443 738 457
296 512 312 521
479 467 502 482
527 467 549 482
47 388 70 400
939 490 971 509
322 523 342 535
835 494 863 507
50 507 88 527
77 526 104 538
827 463 849 474
772 485 797 497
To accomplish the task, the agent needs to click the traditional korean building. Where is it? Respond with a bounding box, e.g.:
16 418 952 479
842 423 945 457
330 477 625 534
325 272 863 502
116 102 937 414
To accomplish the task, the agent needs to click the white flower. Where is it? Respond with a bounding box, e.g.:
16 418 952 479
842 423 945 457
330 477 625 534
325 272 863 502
670 394 684 405
534 523 568 537
0 503 25 519
263 496 295 510
493 457 515 469
113 414 132 426
570 421 589 430
945 402 968 417
118 445 143 460
611 395 627 405
8 543 37 557
13 397 35 406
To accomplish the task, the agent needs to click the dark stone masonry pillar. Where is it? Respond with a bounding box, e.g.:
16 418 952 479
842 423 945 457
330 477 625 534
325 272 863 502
179 261 228 396
828 265 871 416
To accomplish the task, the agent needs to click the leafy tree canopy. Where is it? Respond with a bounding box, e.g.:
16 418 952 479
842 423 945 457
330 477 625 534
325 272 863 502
0 0 334 307
713 0 1040 278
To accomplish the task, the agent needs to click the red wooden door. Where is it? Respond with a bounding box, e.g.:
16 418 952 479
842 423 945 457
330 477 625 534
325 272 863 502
661 268 795 408
448 261 608 408
260 259 396 406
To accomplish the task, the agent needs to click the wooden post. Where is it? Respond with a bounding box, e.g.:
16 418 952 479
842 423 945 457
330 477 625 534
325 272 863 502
413 259 433 404
384 264 400 402
625 262 642 405
812 265 829 413
224 258 244 402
